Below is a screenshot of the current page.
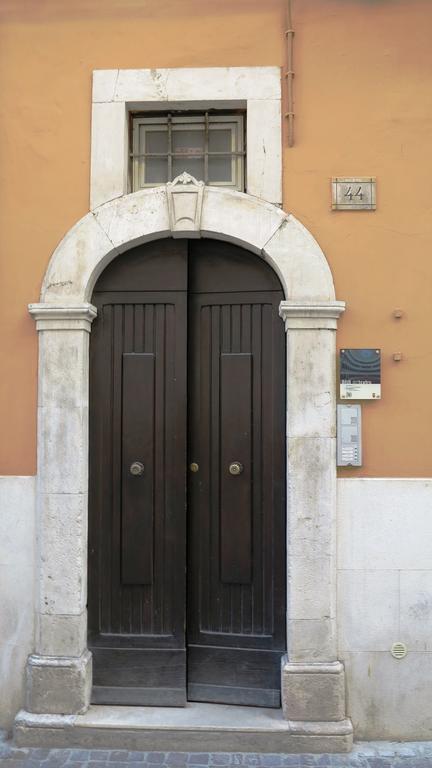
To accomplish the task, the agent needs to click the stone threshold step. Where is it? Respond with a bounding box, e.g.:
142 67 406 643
15 704 353 753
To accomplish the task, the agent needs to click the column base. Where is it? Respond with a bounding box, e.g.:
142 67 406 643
282 658 348 723
26 650 92 715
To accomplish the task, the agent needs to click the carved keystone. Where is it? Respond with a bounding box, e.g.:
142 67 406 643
166 172 205 237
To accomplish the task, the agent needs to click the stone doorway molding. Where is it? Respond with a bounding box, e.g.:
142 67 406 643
19 180 353 751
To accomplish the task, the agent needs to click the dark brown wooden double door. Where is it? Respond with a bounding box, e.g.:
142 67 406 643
88 238 286 708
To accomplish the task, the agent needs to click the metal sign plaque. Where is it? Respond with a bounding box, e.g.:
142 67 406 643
340 348 381 400
332 177 376 210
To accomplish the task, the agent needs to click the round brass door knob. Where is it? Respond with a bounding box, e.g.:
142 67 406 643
190 462 199 473
130 461 144 476
229 462 243 476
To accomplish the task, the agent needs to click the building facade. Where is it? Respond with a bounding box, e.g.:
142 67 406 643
0 0 431 750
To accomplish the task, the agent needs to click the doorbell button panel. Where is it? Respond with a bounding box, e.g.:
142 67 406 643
337 404 362 467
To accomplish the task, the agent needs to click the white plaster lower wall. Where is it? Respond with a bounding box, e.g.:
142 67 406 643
1 474 431 740
0 477 35 729
337 478 432 740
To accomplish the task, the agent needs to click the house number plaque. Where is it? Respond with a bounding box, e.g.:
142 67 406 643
332 177 376 210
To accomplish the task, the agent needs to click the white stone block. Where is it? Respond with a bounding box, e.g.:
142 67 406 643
38 331 89 409
94 187 170 256
337 570 400 652
289 555 334 621
337 479 432 570
90 102 128 209
400 570 432 652
38 494 87 616
287 437 337 658
37 612 87 657
92 69 118 102
0 476 35 566
41 213 117 304
287 329 336 438
246 100 282 204
37 406 88 495
263 216 336 302
201 188 285 254
165 66 281 102
342 650 432 739
114 68 169 102
26 651 92 715
288 618 338 663
281 660 346 722
287 437 336 560
98 66 281 104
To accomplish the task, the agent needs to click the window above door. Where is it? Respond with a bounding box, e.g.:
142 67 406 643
91 67 282 208
131 112 245 192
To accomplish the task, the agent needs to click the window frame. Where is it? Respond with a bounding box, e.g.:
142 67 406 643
131 113 245 192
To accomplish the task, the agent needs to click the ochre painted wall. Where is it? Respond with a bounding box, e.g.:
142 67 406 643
0 0 431 476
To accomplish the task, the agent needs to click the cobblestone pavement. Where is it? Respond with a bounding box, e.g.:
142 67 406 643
1 739 431 768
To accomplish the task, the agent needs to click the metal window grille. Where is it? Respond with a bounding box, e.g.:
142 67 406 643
131 112 245 192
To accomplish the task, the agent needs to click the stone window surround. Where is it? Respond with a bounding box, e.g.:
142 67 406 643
17 68 353 751
90 66 282 209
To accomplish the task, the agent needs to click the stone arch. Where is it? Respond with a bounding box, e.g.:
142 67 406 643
21 184 352 752
38 185 336 305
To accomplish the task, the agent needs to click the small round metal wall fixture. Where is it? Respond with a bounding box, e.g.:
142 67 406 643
391 641 407 659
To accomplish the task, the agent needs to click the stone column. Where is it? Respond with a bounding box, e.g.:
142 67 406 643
279 301 351 738
26 304 97 715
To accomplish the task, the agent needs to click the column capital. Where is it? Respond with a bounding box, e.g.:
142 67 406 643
279 301 346 330
28 303 97 332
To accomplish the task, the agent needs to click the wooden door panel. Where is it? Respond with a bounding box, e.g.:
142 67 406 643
121 352 155 586
91 648 186 706
188 299 285 642
187 241 286 708
88 242 188 706
187 647 281 707
220 353 252 585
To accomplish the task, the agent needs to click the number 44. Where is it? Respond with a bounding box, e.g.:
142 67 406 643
344 185 363 201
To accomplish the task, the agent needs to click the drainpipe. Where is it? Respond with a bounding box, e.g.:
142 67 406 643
285 0 295 147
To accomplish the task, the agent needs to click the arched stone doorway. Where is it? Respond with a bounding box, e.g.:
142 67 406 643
18 180 352 751
88 237 287 708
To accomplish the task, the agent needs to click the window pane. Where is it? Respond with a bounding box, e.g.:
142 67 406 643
208 128 232 153
208 156 232 183
172 157 205 181
145 158 168 183
133 115 244 191
146 129 168 154
173 129 205 156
